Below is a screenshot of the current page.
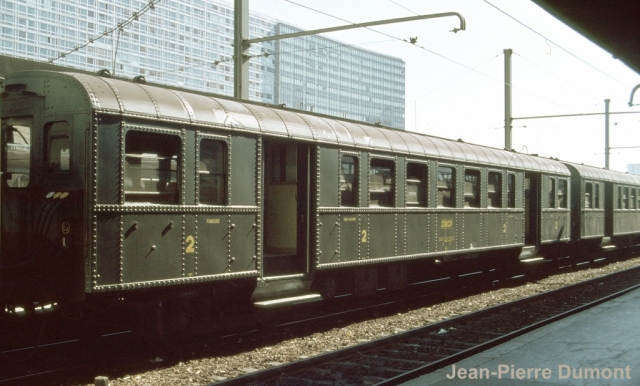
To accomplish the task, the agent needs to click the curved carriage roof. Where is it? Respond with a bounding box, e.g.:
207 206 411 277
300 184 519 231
6 71 569 175
565 163 640 185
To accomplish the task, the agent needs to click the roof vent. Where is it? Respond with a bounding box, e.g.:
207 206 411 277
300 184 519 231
96 69 112 78
133 75 146 84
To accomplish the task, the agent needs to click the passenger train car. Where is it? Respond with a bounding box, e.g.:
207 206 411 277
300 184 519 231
1 71 639 315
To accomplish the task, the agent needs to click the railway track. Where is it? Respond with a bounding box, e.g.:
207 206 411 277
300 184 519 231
209 263 640 386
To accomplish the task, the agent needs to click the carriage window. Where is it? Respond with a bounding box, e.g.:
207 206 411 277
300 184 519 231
269 143 296 183
549 178 556 208
199 139 227 205
623 187 629 209
631 189 637 209
594 183 600 209
507 173 516 208
406 162 427 207
3 117 32 187
488 172 502 208
437 166 455 207
585 183 593 209
464 169 480 208
369 158 394 207
124 131 180 204
558 179 567 209
340 155 358 207
45 121 70 171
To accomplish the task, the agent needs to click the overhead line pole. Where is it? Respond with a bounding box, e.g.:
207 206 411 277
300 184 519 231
233 10 466 99
504 48 512 150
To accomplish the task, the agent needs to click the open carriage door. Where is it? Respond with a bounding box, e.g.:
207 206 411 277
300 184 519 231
524 172 540 245
263 141 310 277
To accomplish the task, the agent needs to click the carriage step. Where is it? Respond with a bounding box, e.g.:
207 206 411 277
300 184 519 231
254 294 322 308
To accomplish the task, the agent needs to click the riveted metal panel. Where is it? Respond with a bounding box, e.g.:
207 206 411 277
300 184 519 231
229 214 258 273
505 212 523 245
120 214 183 283
457 142 481 164
382 129 410 153
229 135 257 206
368 213 396 258
213 99 261 130
70 73 122 111
171 92 226 126
95 214 121 287
338 121 375 148
272 109 315 139
355 124 393 151
197 214 230 275
566 162 640 185
426 137 453 160
405 212 429 254
96 119 121 204
318 214 340 265
541 210 570 243
435 212 457 252
299 114 339 142
462 212 482 249
340 214 361 261
486 212 504 246
102 80 158 116
444 141 467 162
244 103 288 135
137 84 190 120
319 148 339 207
581 211 605 238
183 215 196 276
403 132 427 155
322 118 355 145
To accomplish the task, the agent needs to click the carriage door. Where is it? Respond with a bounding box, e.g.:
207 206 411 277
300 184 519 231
263 141 310 277
524 172 540 245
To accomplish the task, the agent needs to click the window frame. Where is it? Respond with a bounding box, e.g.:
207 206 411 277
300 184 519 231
339 153 359 207
585 182 593 209
369 157 395 207
2 116 32 188
507 173 516 208
123 129 182 205
558 178 568 209
44 121 71 172
406 161 428 207
487 170 502 208
548 177 556 209
437 164 456 208
197 136 229 205
463 168 481 208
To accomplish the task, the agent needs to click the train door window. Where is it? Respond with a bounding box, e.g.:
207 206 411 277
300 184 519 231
269 143 297 183
507 173 516 208
617 186 622 209
558 179 567 209
623 187 629 209
369 158 394 207
199 139 227 205
437 166 455 207
488 171 502 208
406 162 427 207
45 121 70 171
548 178 556 208
464 169 480 208
340 155 358 207
585 183 593 209
594 183 600 209
3 116 32 187
631 189 637 209
124 131 180 204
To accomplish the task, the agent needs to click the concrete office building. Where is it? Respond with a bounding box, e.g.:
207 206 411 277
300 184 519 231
628 164 640 176
0 0 406 129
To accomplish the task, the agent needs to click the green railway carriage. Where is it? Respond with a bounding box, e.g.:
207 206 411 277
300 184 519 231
1 71 577 310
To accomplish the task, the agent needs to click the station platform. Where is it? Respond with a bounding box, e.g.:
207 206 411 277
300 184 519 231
403 287 640 385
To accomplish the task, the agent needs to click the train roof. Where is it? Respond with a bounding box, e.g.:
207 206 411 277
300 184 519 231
564 162 640 185
3 71 570 175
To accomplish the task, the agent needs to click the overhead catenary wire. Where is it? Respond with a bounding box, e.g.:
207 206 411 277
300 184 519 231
482 0 630 89
47 0 161 64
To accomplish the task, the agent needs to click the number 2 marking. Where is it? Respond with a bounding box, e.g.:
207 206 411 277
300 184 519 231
185 235 195 253
361 229 368 243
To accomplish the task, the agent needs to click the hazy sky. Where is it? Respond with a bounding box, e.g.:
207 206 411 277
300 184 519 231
249 0 640 173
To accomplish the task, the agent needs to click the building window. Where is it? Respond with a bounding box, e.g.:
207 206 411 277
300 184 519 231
369 158 394 207
507 173 516 208
3 116 32 187
340 155 358 207
199 139 227 205
124 131 180 204
437 166 455 207
558 179 567 209
549 178 556 208
45 121 70 171
464 169 480 208
488 171 502 208
406 162 427 207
